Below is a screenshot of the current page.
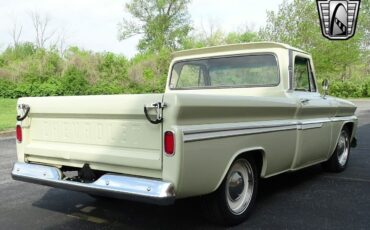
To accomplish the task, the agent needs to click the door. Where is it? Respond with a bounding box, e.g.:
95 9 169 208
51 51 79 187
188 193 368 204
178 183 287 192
290 55 334 168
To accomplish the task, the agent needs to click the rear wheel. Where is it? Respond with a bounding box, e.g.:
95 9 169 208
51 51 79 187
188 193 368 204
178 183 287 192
201 156 258 226
323 128 351 172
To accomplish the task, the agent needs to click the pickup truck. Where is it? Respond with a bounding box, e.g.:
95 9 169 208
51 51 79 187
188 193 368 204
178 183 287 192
12 42 357 226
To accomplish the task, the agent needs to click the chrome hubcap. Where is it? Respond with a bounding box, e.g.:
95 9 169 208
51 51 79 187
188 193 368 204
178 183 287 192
337 131 349 166
228 172 245 201
226 159 254 215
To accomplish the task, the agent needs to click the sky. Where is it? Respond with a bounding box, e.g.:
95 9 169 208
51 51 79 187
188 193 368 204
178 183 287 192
0 0 285 58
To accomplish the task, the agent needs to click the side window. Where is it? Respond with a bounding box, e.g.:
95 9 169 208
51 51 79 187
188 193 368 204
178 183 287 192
176 65 205 88
294 57 316 92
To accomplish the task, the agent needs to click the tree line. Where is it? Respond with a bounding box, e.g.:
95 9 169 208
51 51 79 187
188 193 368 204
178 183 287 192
0 0 369 98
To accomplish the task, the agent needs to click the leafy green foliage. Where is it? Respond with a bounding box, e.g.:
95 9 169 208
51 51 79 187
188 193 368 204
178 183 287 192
0 43 169 98
118 0 192 52
183 30 261 49
128 49 170 92
61 67 89 95
259 0 369 97
0 79 16 98
259 0 362 80
329 80 370 98
0 0 369 99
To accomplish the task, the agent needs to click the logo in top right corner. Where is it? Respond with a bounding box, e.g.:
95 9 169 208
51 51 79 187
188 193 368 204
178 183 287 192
317 0 361 40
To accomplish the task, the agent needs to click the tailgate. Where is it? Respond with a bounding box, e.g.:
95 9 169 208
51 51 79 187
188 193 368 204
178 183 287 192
17 94 164 178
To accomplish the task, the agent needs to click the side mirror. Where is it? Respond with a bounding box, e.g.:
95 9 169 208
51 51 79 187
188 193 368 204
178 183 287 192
322 79 329 98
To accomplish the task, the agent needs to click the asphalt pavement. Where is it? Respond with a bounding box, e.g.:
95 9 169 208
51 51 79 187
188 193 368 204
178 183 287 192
0 100 369 229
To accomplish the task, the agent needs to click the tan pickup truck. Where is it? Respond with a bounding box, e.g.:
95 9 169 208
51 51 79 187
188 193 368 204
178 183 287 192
12 42 357 226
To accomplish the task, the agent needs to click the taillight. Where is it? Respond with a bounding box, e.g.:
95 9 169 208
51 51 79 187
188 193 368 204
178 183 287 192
164 131 175 156
16 125 22 142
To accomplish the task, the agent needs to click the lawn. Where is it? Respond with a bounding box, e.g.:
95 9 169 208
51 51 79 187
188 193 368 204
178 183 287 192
0 98 17 132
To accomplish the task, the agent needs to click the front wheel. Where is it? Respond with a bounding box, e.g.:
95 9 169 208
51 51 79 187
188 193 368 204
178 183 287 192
201 156 258 226
323 128 351 172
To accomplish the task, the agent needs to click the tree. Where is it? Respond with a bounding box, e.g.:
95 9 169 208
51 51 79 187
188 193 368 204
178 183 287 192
358 0 370 49
30 12 56 48
118 0 192 52
52 28 70 57
225 27 260 44
259 0 363 81
182 20 260 49
9 21 23 47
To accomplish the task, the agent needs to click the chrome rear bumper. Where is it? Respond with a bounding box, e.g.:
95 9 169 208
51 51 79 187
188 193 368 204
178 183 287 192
11 162 175 205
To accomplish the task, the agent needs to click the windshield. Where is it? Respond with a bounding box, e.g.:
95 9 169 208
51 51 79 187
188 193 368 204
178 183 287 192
170 54 279 89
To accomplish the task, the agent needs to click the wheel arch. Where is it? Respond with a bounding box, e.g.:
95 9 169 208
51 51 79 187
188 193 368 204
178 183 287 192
329 120 356 159
212 147 266 192
342 122 355 139
334 121 356 147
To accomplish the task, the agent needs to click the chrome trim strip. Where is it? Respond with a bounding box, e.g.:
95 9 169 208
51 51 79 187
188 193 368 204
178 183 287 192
11 162 175 205
288 49 293 90
299 123 323 130
298 118 329 130
182 120 298 135
184 125 297 142
182 116 355 142
330 115 357 122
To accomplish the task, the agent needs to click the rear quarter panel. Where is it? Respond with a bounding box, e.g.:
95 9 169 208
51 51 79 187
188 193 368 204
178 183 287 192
162 92 299 198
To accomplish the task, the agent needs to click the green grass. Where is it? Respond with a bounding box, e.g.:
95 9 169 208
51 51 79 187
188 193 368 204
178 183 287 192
0 98 17 132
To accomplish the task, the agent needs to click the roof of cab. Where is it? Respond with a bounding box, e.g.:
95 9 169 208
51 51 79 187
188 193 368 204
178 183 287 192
172 42 308 58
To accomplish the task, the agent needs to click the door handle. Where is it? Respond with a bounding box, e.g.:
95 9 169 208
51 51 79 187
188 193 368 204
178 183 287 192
300 98 310 104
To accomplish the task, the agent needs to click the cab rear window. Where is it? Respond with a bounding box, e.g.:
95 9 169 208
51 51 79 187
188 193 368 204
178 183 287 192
170 54 279 89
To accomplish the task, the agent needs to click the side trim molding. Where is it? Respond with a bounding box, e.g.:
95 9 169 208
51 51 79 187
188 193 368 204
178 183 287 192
182 116 356 142
183 124 297 142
